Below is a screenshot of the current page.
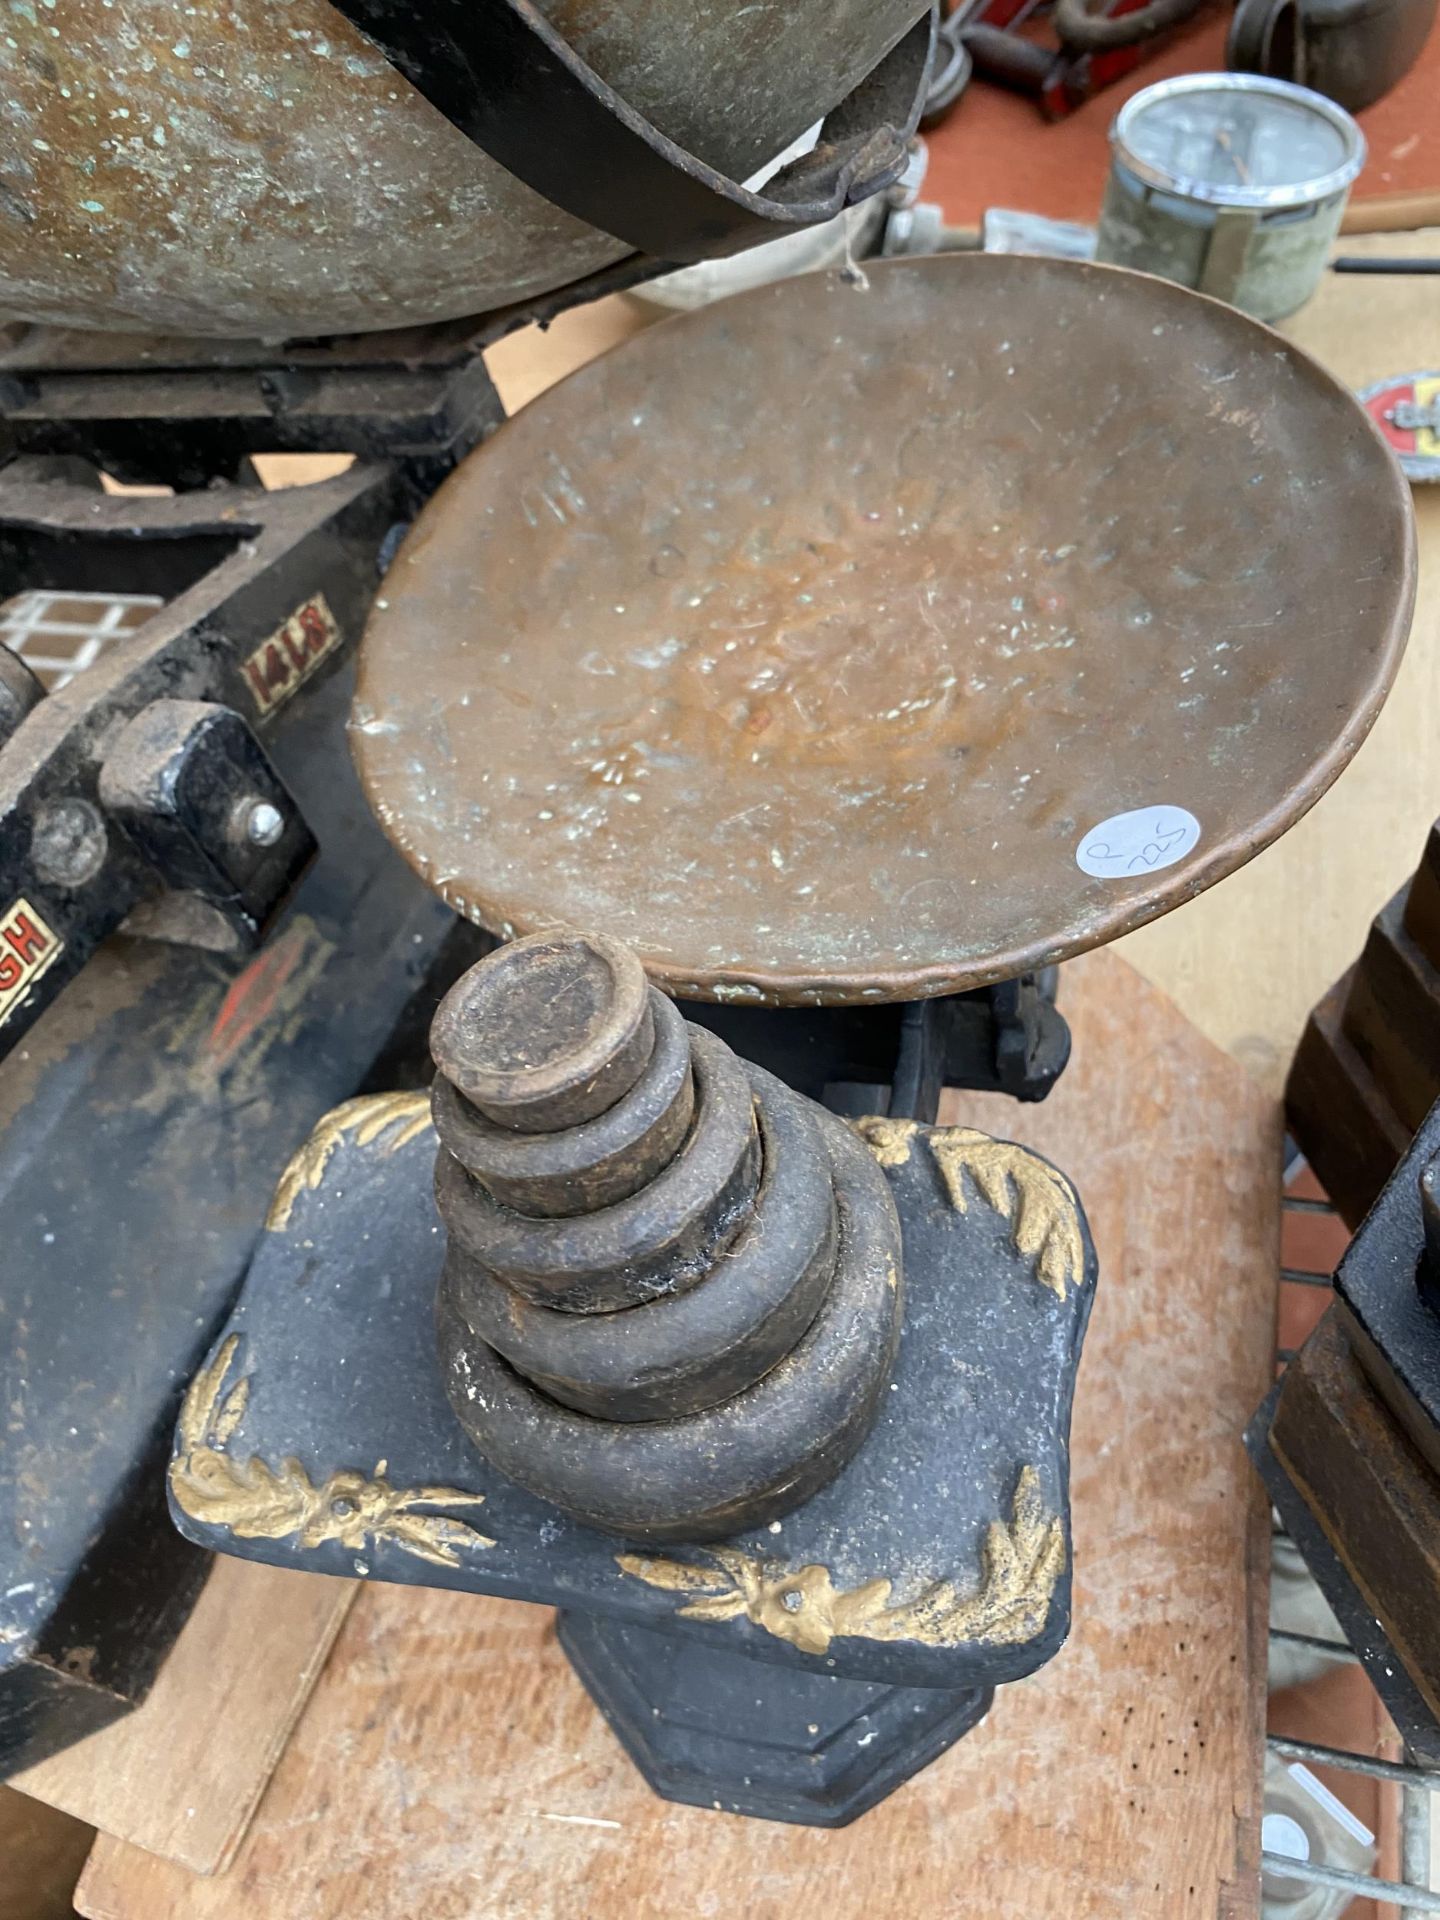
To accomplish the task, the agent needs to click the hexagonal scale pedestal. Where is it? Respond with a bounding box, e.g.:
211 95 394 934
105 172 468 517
558 1611 992 1827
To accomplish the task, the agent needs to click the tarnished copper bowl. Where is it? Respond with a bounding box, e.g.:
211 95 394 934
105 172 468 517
354 255 1415 1006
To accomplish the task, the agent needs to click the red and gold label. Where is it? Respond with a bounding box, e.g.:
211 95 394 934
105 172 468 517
242 595 343 716
0 897 61 1023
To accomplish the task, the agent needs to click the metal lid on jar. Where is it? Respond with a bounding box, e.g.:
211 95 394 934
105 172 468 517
1111 74 1365 210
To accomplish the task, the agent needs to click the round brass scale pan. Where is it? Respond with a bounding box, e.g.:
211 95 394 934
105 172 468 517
353 256 1415 1007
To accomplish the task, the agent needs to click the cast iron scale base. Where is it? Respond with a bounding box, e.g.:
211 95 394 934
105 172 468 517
167 936 1097 1825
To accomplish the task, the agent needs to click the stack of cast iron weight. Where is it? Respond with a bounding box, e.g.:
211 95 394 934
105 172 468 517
431 930 903 1541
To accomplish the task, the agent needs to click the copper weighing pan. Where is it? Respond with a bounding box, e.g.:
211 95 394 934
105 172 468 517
354 256 1415 1007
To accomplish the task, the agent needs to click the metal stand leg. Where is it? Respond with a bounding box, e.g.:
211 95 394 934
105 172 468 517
558 1611 992 1828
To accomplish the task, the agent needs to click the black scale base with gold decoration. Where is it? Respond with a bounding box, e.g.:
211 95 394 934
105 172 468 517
167 933 1096 1826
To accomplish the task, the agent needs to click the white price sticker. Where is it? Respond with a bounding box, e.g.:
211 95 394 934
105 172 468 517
1076 806 1201 880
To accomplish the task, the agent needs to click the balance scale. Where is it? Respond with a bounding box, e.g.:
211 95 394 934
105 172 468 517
165 255 1413 1825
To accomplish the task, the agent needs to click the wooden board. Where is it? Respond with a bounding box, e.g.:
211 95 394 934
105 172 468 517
12 1559 354 1877
483 294 649 416
75 948 1277 1920
1116 227 1440 1096
0 1786 95 1920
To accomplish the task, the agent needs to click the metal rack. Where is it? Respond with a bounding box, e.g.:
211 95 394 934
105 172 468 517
0 586 161 690
1264 1176 1438 1917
